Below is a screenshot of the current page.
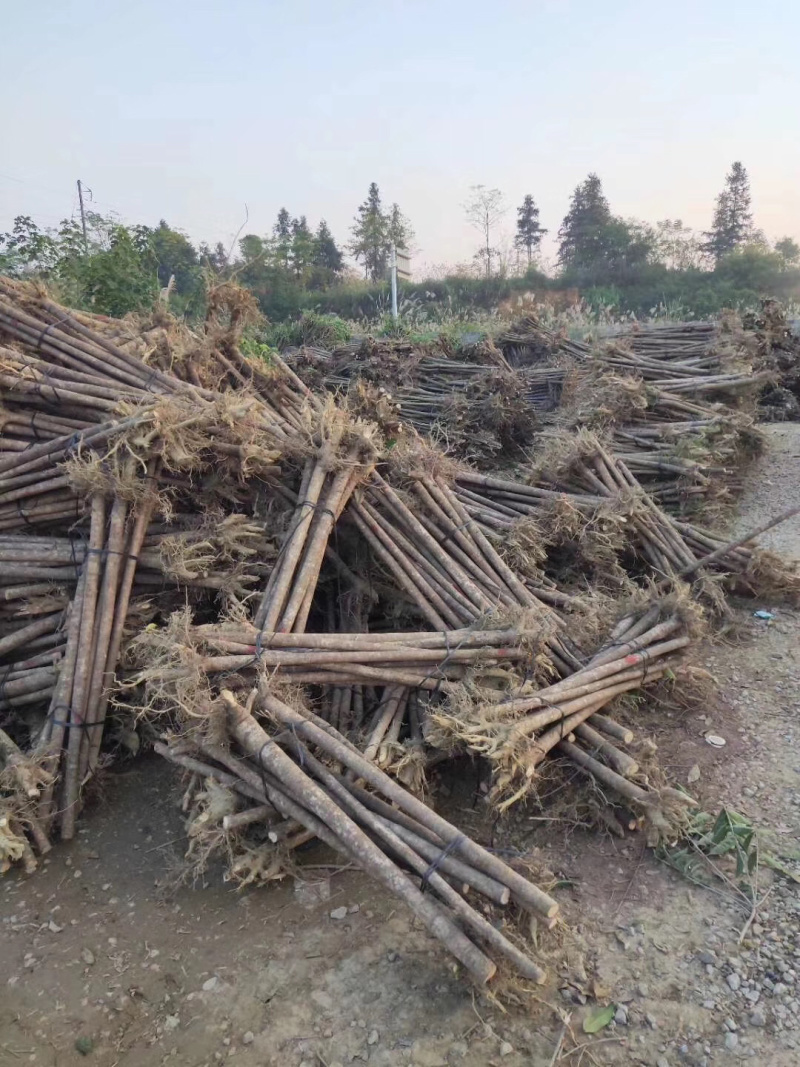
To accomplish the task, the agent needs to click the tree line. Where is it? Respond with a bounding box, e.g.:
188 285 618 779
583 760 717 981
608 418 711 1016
1 165 798 322
468 163 797 281
0 181 415 320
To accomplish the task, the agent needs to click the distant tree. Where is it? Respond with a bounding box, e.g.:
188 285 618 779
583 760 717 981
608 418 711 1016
715 242 787 292
238 234 265 265
0 215 58 274
464 185 506 278
775 236 800 268
702 162 753 263
139 221 203 311
387 203 414 252
198 241 230 275
514 195 547 266
653 219 704 271
289 215 314 281
351 183 390 281
312 220 344 282
557 173 612 271
63 225 158 316
271 208 293 269
274 208 291 240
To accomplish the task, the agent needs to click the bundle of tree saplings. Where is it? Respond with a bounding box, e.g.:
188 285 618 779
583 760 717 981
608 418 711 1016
452 433 800 607
132 619 532 696
0 276 790 989
0 279 322 862
156 683 559 984
430 598 698 821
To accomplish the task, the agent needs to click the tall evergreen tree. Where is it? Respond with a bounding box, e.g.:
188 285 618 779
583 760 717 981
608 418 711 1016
387 203 414 252
702 162 753 263
350 182 390 281
312 220 344 274
273 208 292 269
289 215 314 280
557 173 612 271
273 208 291 240
514 195 547 266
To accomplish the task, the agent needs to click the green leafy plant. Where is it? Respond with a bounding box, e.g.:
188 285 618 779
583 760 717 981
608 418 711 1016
240 337 275 365
658 807 759 904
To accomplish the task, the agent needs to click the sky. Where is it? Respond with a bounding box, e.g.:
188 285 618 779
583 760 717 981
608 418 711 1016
2 0 799 275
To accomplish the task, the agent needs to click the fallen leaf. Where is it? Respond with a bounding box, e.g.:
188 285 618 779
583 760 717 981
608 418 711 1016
583 1004 616 1033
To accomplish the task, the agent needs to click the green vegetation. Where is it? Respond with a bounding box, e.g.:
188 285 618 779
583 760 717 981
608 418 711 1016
1 165 798 327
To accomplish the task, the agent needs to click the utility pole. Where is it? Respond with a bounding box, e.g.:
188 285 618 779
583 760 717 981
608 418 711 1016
76 180 88 253
390 244 398 323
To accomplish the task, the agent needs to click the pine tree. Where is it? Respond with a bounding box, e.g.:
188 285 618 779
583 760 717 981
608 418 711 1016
387 204 414 252
557 174 612 271
289 215 314 280
273 208 292 269
350 182 389 281
273 208 291 240
514 195 547 266
312 220 343 274
702 162 753 263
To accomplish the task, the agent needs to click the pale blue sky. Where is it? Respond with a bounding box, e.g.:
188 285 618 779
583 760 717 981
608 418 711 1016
2 0 798 272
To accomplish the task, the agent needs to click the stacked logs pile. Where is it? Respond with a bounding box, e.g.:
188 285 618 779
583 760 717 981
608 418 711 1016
489 312 772 518
285 338 555 461
282 313 770 506
0 278 318 868
452 436 799 605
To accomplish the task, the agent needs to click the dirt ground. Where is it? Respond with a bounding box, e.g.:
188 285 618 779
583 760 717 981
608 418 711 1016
2 425 800 1067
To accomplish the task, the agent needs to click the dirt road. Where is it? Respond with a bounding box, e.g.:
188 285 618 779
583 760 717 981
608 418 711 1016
2 427 800 1067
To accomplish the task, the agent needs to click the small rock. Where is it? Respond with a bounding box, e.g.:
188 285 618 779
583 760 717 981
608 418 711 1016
638 983 650 998
698 952 717 966
81 948 95 966
657 1058 670 1067
724 1032 739 1050
349 904 360 914
330 906 348 921
615 1006 629 1026
750 1009 766 1027
727 973 741 992
774 982 788 996
367 1030 379 1046
688 764 701 784
646 1012 658 1029
499 1042 514 1057
242 1032 254 1045
164 1015 179 1032
202 976 218 992
48 920 63 933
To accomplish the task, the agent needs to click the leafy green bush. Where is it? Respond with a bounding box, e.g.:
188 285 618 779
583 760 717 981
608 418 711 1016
262 310 352 350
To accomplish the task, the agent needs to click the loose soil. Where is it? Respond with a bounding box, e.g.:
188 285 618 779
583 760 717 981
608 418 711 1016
2 426 799 1067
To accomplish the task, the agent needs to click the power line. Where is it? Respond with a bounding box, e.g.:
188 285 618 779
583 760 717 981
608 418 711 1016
0 171 71 197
